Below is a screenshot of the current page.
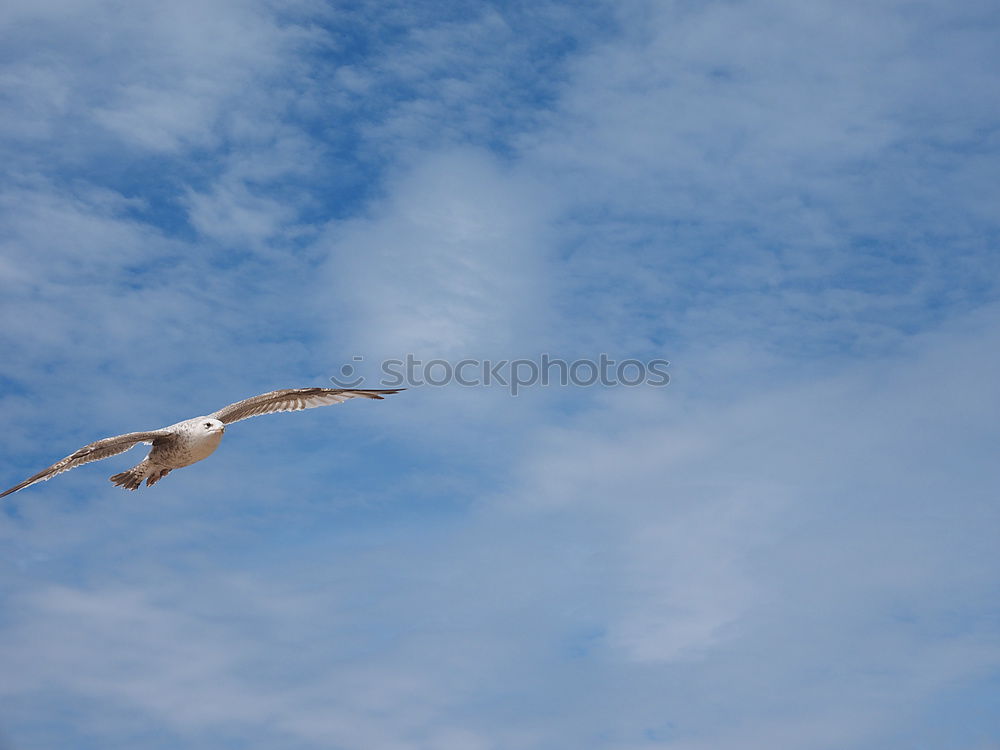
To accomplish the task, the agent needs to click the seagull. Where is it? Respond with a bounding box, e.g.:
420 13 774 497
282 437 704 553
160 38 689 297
0 387 403 498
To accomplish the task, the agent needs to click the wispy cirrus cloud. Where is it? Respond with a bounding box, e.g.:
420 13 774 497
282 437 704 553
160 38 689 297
2 306 997 750
517 0 1000 357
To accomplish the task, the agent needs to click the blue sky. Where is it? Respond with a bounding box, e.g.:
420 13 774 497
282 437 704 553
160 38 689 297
1 1 999 748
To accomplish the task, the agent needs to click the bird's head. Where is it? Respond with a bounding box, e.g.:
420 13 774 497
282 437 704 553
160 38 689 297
199 418 226 434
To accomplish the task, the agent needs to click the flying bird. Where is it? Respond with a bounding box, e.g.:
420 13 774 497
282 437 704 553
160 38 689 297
0 387 403 498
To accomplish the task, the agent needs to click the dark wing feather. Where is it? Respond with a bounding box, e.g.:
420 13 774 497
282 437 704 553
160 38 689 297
208 387 404 426
1 430 175 499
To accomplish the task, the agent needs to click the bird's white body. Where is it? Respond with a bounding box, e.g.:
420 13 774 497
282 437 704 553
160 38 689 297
110 417 228 490
153 417 226 467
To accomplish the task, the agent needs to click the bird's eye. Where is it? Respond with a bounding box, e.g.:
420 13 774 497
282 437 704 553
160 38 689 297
205 422 212 428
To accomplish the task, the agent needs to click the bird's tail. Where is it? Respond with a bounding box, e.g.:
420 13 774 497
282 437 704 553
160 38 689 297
110 461 170 491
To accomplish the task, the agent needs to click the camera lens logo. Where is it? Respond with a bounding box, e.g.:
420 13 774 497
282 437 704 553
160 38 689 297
330 356 365 388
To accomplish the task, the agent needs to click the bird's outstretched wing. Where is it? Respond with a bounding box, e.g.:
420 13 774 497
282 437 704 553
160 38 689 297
1 430 175 498
208 387 404 426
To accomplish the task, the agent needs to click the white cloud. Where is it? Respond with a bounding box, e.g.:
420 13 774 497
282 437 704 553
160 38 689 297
184 177 298 249
0 0 314 155
513 0 1000 356
318 147 556 359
